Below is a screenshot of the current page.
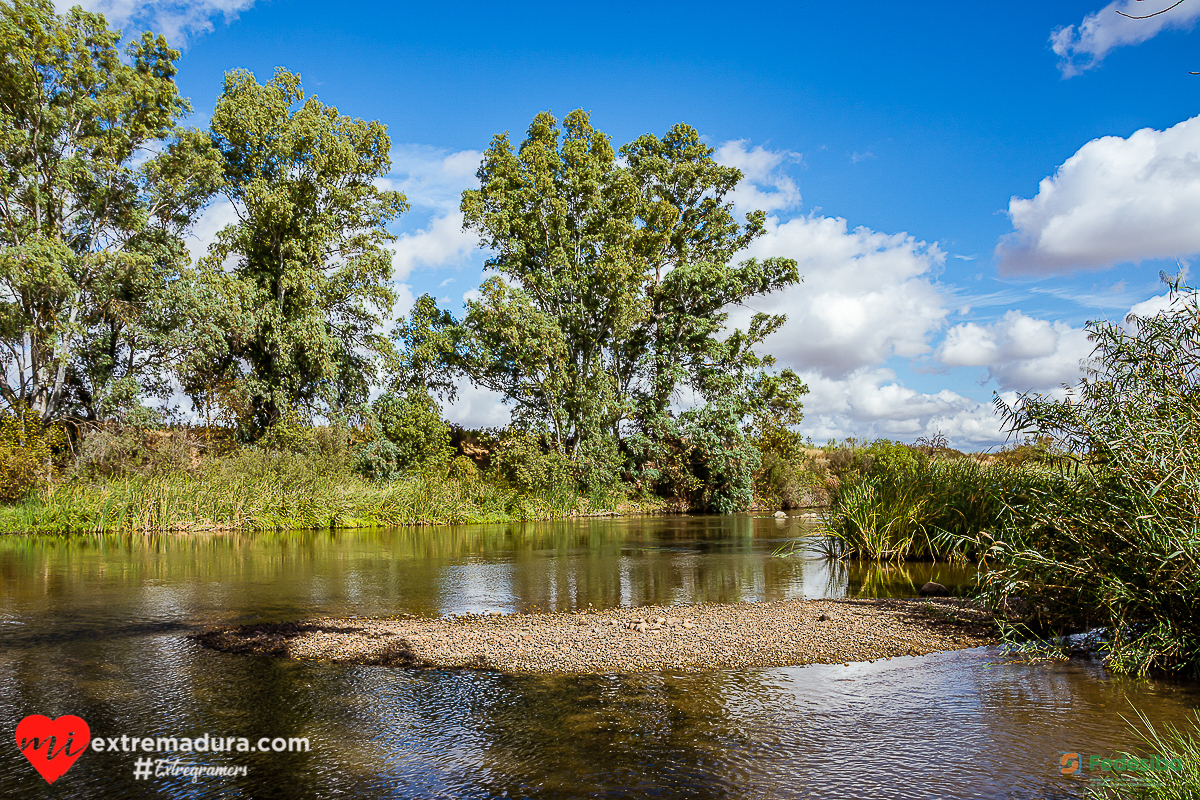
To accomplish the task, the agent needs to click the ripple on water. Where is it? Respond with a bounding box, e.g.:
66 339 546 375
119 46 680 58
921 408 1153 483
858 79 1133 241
2 521 1199 799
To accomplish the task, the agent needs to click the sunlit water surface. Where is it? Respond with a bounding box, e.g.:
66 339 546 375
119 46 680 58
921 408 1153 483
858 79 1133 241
1 515 1196 798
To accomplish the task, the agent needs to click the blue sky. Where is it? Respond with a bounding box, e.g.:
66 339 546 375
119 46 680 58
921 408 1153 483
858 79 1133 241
70 0 1200 446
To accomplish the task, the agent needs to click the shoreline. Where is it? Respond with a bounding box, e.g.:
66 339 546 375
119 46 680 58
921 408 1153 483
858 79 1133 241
194 597 997 675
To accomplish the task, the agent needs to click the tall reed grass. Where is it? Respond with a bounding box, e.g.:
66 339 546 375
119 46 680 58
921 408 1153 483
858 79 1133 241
0 449 636 533
823 457 1060 561
978 281 1200 676
1088 710 1200 799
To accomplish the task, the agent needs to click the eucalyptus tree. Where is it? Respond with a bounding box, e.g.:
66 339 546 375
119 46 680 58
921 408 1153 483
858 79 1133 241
197 68 408 436
0 0 216 421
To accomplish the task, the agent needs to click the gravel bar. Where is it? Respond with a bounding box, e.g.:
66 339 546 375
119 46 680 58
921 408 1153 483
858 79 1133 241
194 598 997 675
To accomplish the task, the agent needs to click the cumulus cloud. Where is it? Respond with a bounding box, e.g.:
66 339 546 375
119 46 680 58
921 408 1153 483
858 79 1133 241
379 146 486 281
185 196 239 264
937 310 1094 391
715 140 802 214
384 145 482 213
1051 0 1200 76
390 211 480 282
443 382 510 428
997 114 1200 275
797 368 1006 446
59 0 256 46
736 214 948 377
1128 291 1178 317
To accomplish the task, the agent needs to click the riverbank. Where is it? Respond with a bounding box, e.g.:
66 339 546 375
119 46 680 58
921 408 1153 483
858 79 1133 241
0 466 674 533
194 597 996 675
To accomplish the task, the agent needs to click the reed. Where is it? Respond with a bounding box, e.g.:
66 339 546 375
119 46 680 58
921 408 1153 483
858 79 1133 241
0 452 634 533
1088 710 1200 799
823 457 1058 561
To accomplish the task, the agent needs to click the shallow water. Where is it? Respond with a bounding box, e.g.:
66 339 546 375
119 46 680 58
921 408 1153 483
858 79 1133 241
1 515 1196 798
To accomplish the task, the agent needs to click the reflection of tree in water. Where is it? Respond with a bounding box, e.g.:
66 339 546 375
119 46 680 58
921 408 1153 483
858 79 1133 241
369 669 814 800
821 558 978 598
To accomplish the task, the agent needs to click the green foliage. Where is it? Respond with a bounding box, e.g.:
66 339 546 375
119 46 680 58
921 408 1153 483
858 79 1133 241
373 392 451 466
983 279 1200 676
0 430 658 532
350 438 404 483
0 405 63 500
352 391 451 482
191 68 408 436
1087 710 1200 800
0 0 218 421
574 434 623 495
679 401 760 514
457 110 643 455
490 430 576 497
389 294 460 403
411 110 809 509
824 452 1056 561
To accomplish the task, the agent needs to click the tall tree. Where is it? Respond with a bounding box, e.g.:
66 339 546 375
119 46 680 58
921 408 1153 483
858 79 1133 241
621 124 801 422
197 68 408 435
446 111 805 496
0 0 214 421
459 110 644 456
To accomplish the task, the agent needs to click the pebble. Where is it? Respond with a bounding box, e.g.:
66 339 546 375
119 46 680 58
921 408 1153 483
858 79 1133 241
197 598 997 676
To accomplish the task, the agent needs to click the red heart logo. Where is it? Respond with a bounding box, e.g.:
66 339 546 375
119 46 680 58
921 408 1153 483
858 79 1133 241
15 715 91 784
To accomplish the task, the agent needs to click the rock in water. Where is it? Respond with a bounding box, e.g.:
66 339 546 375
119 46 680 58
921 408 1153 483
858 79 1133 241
919 582 949 597
773 511 787 518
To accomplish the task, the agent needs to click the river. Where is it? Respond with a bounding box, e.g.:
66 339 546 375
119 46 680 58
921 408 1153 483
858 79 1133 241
2 514 1197 798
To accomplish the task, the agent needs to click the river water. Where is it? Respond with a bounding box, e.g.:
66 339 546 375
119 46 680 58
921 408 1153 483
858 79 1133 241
1 515 1197 798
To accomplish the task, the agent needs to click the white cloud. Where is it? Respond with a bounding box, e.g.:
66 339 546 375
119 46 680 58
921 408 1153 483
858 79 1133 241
443 381 510 429
185 197 239 264
1128 292 1175 317
384 145 482 213
712 200 1019 447
392 283 416 320
937 310 1094 391
390 211 480 282
736 214 948 377
796 368 1006 447
997 114 1200 275
715 140 802 214
59 0 256 46
1051 0 1200 77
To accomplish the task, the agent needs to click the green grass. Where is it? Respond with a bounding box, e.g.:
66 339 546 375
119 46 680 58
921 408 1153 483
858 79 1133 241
0 450 651 533
1088 710 1200 799
822 457 1059 561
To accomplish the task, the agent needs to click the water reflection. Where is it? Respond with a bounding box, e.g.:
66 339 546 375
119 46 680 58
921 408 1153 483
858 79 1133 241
0 517 1197 799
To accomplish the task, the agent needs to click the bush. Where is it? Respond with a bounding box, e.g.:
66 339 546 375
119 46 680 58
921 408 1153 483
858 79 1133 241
352 438 405 483
490 429 575 497
575 434 622 495
374 392 451 467
679 401 760 514
824 456 1055 561
0 407 64 501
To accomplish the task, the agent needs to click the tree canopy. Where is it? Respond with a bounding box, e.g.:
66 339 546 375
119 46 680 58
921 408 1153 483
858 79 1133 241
191 67 408 435
397 110 807 508
0 0 216 421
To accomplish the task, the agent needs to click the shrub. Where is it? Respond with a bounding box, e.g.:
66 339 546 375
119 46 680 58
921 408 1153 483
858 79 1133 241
679 401 760 514
0 407 64 501
824 455 1057 561
575 434 622 495
373 391 451 468
490 429 575 497
352 438 405 483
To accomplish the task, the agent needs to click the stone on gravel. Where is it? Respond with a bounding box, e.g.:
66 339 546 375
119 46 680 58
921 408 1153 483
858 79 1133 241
195 598 997 676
